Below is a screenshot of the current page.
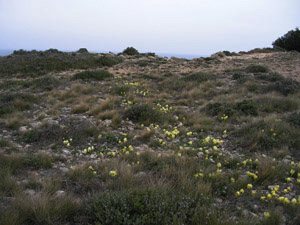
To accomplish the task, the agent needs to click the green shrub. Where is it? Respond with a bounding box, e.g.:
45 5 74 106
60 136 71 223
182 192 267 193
77 48 88 53
254 72 284 82
232 72 249 83
182 72 216 83
206 100 258 117
268 78 300 95
273 27 300 52
124 104 163 125
90 188 225 225
122 47 139 55
287 112 300 127
72 70 113 81
245 64 269 73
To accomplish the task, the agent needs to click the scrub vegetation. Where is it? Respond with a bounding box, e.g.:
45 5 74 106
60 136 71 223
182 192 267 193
1 47 300 224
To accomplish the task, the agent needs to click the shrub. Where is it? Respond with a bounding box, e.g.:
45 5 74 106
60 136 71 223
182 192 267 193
254 72 284 82
273 27 300 52
245 64 269 73
124 104 163 125
122 47 139 55
205 100 258 117
232 72 249 83
77 48 89 53
72 70 113 81
287 112 300 127
89 188 225 225
182 72 216 83
268 78 300 96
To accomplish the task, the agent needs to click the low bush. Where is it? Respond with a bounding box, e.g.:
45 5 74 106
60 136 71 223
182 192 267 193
245 64 269 73
206 99 258 117
72 70 113 81
122 47 139 55
182 72 216 83
89 188 227 225
124 104 163 125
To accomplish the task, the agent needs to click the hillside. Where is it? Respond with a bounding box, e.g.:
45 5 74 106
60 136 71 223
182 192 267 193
1 49 300 224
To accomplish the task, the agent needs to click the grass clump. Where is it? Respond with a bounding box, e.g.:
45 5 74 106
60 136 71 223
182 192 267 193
0 193 81 225
72 70 113 81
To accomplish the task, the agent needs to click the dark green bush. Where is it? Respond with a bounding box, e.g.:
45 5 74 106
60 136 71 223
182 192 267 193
72 70 113 81
287 112 300 128
124 104 163 125
245 64 269 73
182 72 216 83
232 72 249 83
235 99 258 116
269 78 300 95
206 103 235 117
77 48 89 53
90 188 222 225
0 50 121 77
206 100 258 117
254 72 284 82
273 28 300 52
122 47 139 55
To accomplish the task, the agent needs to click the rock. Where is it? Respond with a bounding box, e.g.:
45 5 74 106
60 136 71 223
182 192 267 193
62 149 70 155
43 118 59 126
23 189 36 196
54 190 66 198
283 159 291 164
134 172 147 179
18 126 28 132
30 122 42 128
215 198 223 203
60 167 69 173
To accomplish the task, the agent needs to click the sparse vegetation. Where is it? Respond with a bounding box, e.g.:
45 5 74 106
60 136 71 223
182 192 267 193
1 47 300 224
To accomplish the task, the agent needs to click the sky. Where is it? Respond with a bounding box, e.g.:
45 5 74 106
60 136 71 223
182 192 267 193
0 0 299 56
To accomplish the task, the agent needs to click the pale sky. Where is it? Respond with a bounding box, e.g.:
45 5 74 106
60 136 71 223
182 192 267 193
0 0 299 55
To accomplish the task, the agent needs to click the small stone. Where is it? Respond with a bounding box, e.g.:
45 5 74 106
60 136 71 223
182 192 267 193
60 167 69 173
54 190 66 198
216 198 223 203
134 172 147 179
18 126 27 132
23 189 36 196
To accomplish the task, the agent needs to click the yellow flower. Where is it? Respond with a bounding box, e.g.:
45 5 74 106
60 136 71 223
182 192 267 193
267 194 272 199
260 196 266 201
251 190 256 196
264 212 270 219
286 177 291 182
247 184 253 189
123 137 127 143
231 178 235 183
88 166 93 170
235 191 240 196
284 198 290 204
177 153 182 157
109 170 117 177
240 189 244 194
291 198 297 205
217 163 222 168
93 171 97 175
